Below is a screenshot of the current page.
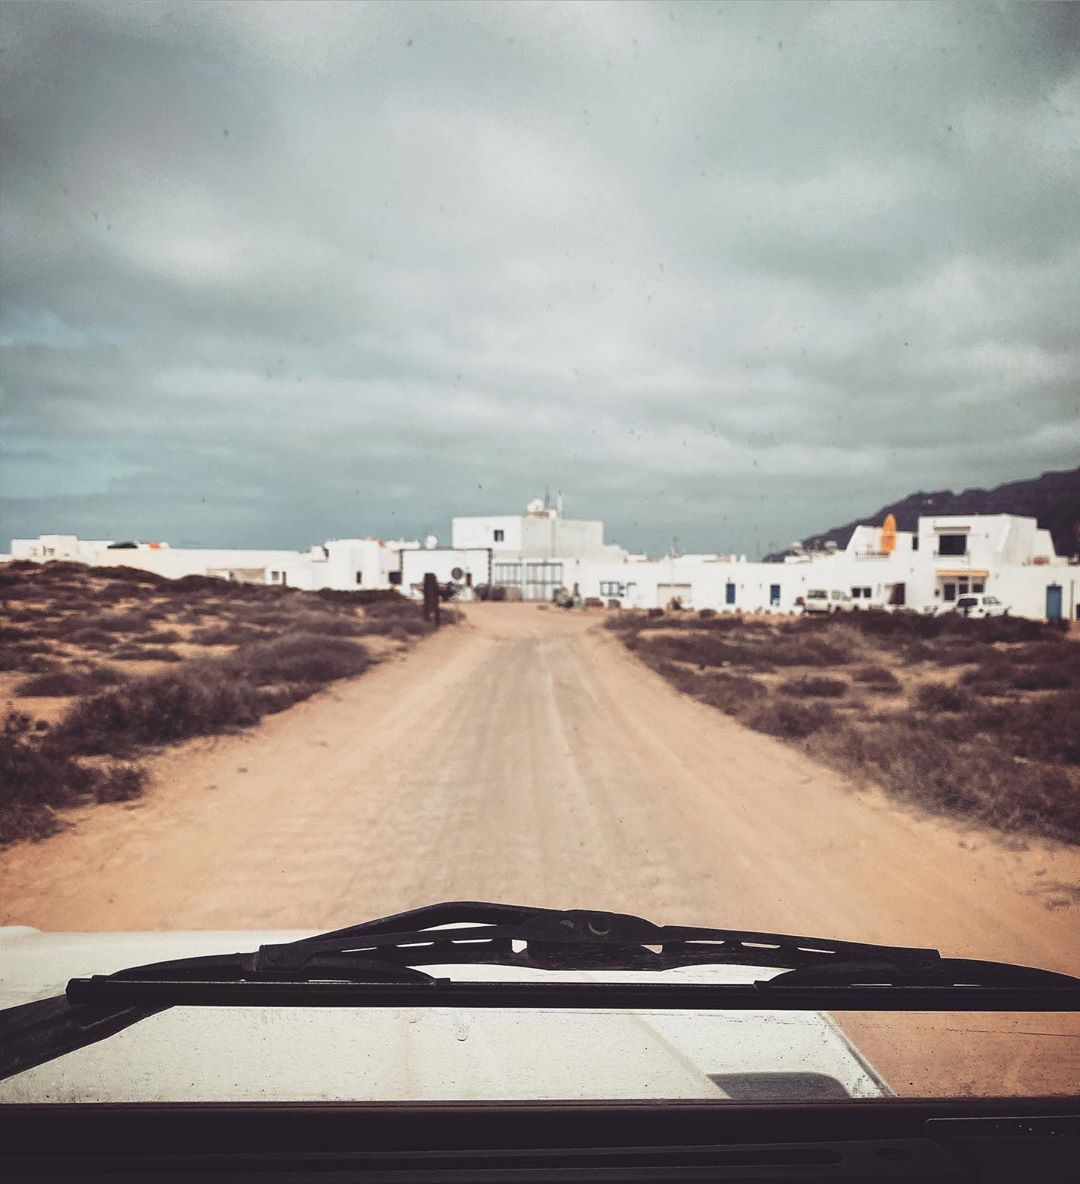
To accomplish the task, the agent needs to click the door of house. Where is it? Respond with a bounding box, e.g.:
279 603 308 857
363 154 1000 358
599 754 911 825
523 562 563 601
1046 584 1063 620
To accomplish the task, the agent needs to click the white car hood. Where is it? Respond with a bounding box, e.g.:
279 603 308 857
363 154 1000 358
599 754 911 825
0 927 889 1103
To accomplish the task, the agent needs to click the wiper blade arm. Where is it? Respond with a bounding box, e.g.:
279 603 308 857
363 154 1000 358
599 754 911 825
4 901 1079 1083
250 899 949 975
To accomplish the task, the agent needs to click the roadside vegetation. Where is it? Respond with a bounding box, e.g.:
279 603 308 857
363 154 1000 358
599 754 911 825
1 561 450 844
608 609 1080 844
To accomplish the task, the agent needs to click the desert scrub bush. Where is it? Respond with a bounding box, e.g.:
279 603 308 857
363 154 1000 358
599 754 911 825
189 623 268 645
1009 665 1074 691
67 626 117 650
227 633 372 687
778 675 848 698
809 718 1079 843
0 711 147 844
53 666 270 755
15 666 130 697
92 565 167 585
767 629 853 667
851 664 902 693
148 628 183 644
958 651 1014 694
111 645 184 662
693 671 768 715
86 610 155 633
972 692 1080 766
930 641 987 667
648 660 767 716
641 632 776 672
54 634 375 756
0 646 62 674
745 698 838 740
913 682 973 713
288 612 366 637
357 614 429 638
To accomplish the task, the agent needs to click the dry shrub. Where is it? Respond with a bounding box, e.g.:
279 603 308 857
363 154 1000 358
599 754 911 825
288 612 365 637
930 641 987 666
974 692 1080 766
642 632 776 672
0 712 147 845
93 565 167 585
913 683 973 713
810 719 1079 843
111 645 184 662
745 699 838 739
0 647 62 674
54 634 373 757
851 664 901 693
54 667 271 755
189 623 268 645
15 665 129 697
228 633 372 687
779 675 848 699
67 626 116 650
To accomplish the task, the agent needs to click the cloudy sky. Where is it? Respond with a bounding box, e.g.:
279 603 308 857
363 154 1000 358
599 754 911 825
2 1 1077 555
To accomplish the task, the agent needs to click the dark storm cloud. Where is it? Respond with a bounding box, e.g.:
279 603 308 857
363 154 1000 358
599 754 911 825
2 0 1078 555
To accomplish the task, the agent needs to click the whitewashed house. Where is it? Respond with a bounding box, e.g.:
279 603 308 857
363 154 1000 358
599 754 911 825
7 507 1076 620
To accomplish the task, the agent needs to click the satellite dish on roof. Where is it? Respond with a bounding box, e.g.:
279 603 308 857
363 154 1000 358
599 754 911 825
424 535 438 550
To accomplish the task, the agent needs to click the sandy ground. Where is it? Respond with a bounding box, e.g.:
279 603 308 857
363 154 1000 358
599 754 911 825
2 604 1078 1095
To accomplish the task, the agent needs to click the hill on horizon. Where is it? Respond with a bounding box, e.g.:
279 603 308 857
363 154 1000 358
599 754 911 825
766 467 1080 562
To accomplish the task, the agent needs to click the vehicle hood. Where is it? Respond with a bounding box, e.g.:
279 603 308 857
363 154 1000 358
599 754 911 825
0 927 890 1103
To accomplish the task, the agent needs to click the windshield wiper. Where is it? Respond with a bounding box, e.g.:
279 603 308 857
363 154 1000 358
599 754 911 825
3 900 1079 1081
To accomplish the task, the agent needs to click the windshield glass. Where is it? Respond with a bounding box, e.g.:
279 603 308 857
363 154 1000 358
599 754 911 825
1 0 1077 1106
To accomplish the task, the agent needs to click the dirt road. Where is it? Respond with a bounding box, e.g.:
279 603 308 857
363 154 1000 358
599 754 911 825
2 604 1078 1094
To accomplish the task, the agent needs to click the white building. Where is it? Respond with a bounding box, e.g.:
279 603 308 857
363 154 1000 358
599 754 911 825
568 513 1075 621
6 508 1076 620
444 498 627 600
7 535 416 593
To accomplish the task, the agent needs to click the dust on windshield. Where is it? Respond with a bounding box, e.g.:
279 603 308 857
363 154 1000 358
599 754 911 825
1 0 1077 1102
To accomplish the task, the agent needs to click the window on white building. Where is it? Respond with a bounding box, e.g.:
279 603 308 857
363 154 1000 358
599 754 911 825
599 581 626 597
270 571 281 583
493 529 504 542
937 534 967 556
355 571 363 585
972 580 985 593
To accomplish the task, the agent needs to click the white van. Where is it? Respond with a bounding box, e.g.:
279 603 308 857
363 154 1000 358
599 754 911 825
802 588 854 615
945 593 1006 619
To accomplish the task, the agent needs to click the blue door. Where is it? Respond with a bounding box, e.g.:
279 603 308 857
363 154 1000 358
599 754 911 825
725 582 736 605
769 584 781 606
1046 585 1063 620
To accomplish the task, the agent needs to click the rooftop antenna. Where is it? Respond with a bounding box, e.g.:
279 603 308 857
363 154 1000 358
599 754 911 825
556 490 563 517
544 485 551 510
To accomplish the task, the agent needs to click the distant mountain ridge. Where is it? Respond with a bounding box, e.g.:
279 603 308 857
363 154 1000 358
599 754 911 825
766 467 1080 561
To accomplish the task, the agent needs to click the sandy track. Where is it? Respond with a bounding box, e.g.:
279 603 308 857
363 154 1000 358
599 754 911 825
2 604 1078 1094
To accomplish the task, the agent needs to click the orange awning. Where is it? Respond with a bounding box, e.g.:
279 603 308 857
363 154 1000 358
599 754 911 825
936 569 988 579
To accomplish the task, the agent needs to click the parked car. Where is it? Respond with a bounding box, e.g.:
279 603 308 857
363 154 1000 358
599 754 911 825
802 589 854 615
944 593 1007 619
